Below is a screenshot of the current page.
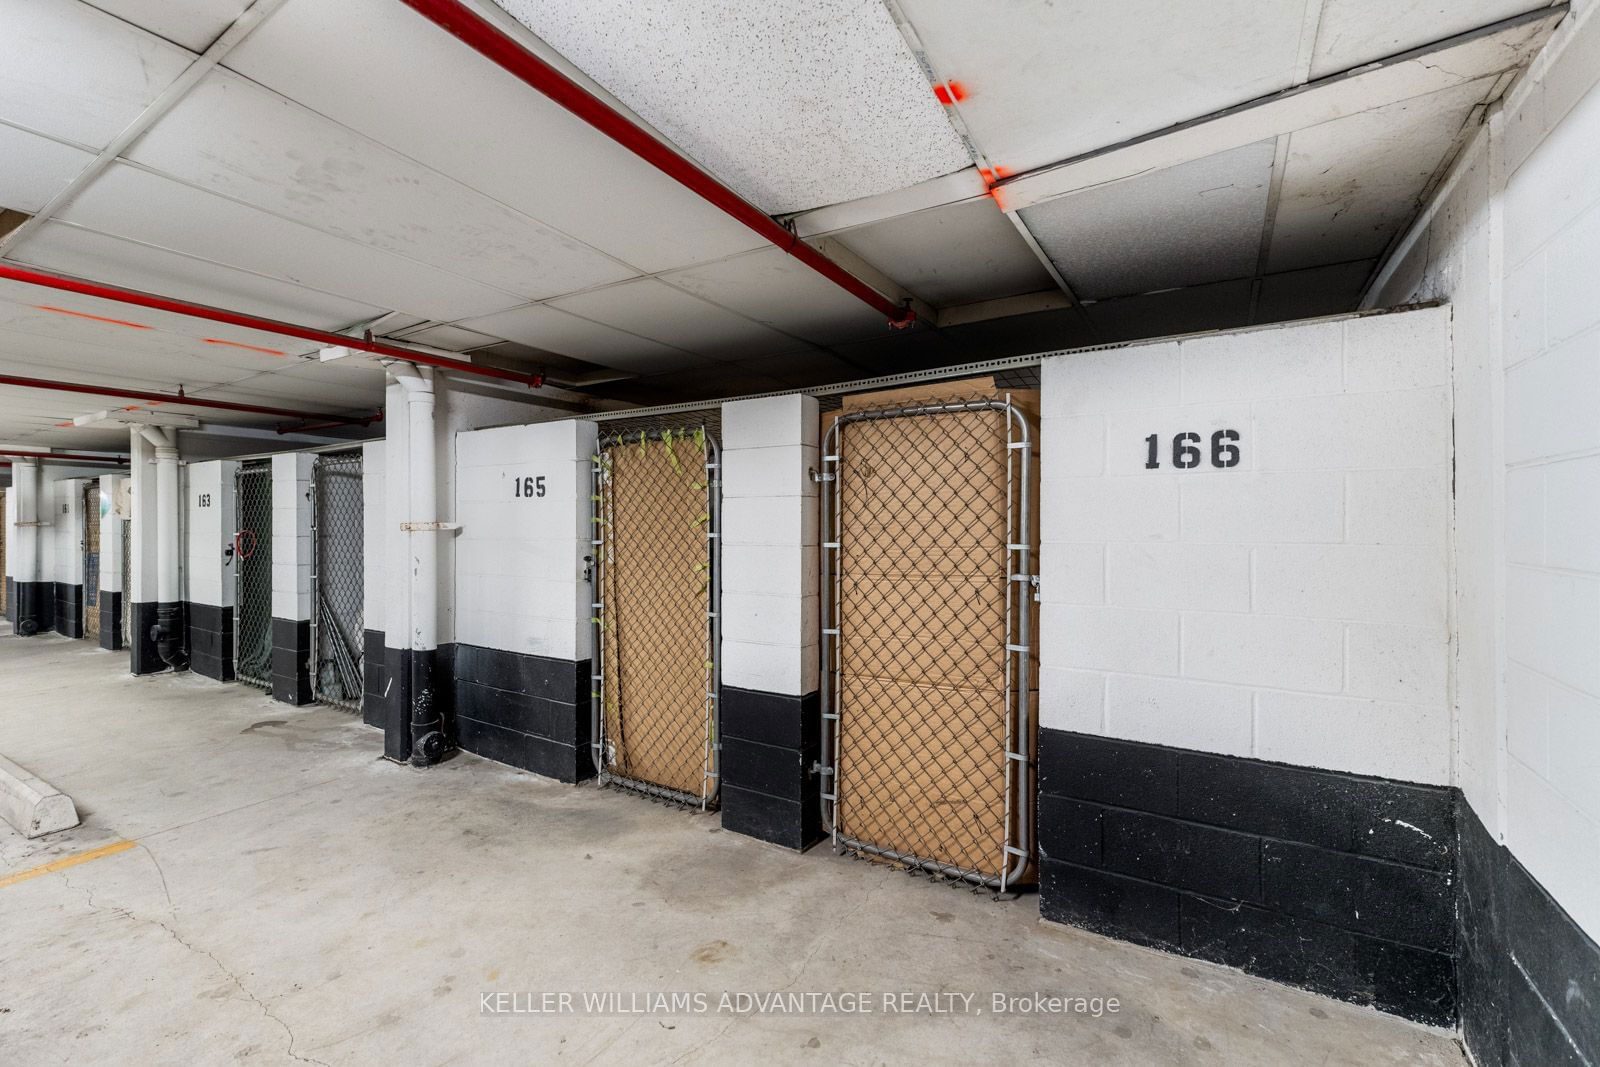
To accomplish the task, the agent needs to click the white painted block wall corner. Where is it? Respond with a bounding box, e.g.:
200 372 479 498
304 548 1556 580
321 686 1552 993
1038 307 1454 785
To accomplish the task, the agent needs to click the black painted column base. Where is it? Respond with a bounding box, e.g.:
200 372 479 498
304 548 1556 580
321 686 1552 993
451 644 589 781
98 591 123 650
14 581 54 636
719 686 822 850
1038 728 1457 1026
129 601 162 673
187 603 234 681
270 617 312 705
51 582 83 638
4 577 14 628
381 645 414 761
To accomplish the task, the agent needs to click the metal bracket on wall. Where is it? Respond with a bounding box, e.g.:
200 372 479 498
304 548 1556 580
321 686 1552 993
399 521 460 532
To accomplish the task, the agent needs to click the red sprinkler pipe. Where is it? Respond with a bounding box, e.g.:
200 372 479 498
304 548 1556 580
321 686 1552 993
0 450 128 465
0 372 379 427
0 264 546 388
395 0 915 329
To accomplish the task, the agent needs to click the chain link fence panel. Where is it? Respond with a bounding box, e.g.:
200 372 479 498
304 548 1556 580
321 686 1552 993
313 450 364 710
820 390 1036 890
591 424 720 809
235 461 273 690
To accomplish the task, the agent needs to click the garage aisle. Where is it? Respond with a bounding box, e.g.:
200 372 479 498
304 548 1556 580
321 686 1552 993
0 627 1464 1066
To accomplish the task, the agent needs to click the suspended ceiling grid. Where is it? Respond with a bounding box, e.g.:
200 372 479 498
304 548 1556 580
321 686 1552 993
0 0 1573 459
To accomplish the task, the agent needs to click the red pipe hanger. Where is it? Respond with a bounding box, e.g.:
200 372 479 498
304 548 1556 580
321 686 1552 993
0 449 128 464
396 0 915 329
0 264 546 388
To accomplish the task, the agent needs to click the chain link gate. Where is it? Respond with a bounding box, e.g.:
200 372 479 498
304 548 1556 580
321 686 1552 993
311 450 364 710
83 482 100 639
590 423 721 809
235 461 273 690
819 390 1036 891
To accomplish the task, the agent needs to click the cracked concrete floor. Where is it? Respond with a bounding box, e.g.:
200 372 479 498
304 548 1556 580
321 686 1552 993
0 628 1467 1066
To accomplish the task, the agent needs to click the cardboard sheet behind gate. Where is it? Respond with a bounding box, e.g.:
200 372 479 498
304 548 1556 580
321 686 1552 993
599 434 713 799
830 378 1038 880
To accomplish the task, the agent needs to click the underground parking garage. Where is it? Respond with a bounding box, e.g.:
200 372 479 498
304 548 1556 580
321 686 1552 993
1 1 1598 1064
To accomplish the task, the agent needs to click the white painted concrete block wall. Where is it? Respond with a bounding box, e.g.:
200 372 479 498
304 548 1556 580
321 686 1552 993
184 461 236 608
362 441 384 636
1369 6 1600 936
720 394 820 696
44 475 84 587
270 452 313 622
453 419 596 661
128 431 158 604
1040 309 1452 785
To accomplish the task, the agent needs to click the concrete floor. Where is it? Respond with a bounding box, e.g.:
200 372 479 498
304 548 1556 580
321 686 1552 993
0 627 1467 1066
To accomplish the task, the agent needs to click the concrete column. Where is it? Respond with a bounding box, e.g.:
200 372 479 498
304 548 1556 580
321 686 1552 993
717 394 822 850
10 458 45 636
186 460 238 681
127 427 163 672
270 451 314 705
97 475 125 650
47 476 85 638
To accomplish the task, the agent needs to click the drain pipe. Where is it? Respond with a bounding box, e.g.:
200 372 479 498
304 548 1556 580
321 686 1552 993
11 457 42 635
387 362 444 766
137 425 189 671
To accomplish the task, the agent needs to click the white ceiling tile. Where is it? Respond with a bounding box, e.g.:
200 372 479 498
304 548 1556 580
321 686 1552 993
1267 78 1492 272
892 0 1307 175
457 303 707 375
1308 0 1547 79
0 0 193 148
0 125 93 214
17 222 384 332
124 69 638 301
838 198 1054 307
658 247 898 346
548 279 809 362
221 0 766 275
53 163 526 322
83 0 253 53
490 0 970 214
391 323 503 352
1020 140 1276 300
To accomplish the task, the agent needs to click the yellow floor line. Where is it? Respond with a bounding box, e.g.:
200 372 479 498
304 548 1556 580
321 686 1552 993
0 839 137 889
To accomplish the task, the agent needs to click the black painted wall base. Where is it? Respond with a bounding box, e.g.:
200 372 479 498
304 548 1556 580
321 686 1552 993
98 591 123 650
719 686 822 851
51 582 83 638
452 643 591 782
362 630 387 729
1037 729 1456 1025
271 617 312 705
1457 800 1599 1065
187 603 234 682
4 577 13 628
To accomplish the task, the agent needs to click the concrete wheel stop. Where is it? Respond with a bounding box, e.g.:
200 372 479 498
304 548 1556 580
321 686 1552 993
0 752 80 838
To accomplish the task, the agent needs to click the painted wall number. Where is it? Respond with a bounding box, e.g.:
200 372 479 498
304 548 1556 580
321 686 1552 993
1145 430 1241 470
197 493 213 507
513 475 546 498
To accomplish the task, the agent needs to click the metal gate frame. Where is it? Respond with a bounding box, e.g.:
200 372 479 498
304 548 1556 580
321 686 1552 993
818 396 1035 891
310 450 364 710
234 461 273 690
589 426 722 809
